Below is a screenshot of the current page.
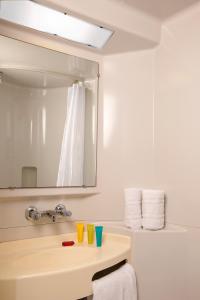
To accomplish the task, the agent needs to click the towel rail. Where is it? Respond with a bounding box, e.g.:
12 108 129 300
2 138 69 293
77 261 127 300
92 259 127 281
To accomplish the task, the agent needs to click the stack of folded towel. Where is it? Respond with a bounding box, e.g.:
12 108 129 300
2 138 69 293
124 188 142 230
124 188 165 230
142 189 165 230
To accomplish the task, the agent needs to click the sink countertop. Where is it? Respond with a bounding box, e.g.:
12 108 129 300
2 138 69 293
0 232 131 300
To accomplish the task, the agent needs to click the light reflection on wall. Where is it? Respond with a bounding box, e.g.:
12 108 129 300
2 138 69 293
92 104 96 145
103 94 116 148
42 106 46 145
6 111 11 139
30 119 33 145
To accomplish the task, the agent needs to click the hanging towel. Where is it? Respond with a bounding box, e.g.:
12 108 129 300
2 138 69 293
142 189 165 230
124 188 142 230
92 263 137 300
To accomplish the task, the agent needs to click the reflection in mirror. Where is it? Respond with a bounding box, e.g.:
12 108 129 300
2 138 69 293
0 36 98 188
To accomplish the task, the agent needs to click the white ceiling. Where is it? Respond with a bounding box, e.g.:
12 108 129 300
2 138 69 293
109 0 200 20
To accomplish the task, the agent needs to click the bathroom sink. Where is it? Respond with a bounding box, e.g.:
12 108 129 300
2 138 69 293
0 232 131 300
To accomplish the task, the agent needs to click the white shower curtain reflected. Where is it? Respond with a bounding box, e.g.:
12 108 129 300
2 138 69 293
57 83 85 186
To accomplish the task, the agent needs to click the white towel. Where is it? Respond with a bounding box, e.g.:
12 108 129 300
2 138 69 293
124 188 142 230
142 202 164 215
142 215 165 230
92 263 137 300
142 189 165 230
142 189 164 200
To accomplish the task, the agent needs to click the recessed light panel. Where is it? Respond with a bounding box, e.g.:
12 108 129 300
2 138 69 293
0 0 113 48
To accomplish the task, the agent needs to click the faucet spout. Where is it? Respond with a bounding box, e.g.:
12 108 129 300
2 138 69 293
45 210 57 222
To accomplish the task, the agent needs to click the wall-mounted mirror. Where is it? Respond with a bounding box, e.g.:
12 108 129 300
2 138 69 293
0 35 98 188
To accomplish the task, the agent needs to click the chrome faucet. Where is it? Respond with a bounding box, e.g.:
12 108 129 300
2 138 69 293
44 210 58 223
25 204 72 223
55 204 72 217
25 206 41 221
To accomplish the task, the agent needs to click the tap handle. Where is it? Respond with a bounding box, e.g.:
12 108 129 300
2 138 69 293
55 204 72 217
25 206 41 221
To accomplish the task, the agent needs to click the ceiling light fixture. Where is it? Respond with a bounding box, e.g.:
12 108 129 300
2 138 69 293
0 0 113 49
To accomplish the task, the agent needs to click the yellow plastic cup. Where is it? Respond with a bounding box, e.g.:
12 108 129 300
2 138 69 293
87 224 94 245
76 223 84 243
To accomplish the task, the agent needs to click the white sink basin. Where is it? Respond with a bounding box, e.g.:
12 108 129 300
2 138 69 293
0 232 131 300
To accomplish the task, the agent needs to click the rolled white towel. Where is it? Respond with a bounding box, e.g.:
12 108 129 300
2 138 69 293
124 188 142 230
125 203 141 216
142 202 164 216
142 189 165 230
143 189 164 200
142 215 165 230
125 188 142 201
126 219 142 231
